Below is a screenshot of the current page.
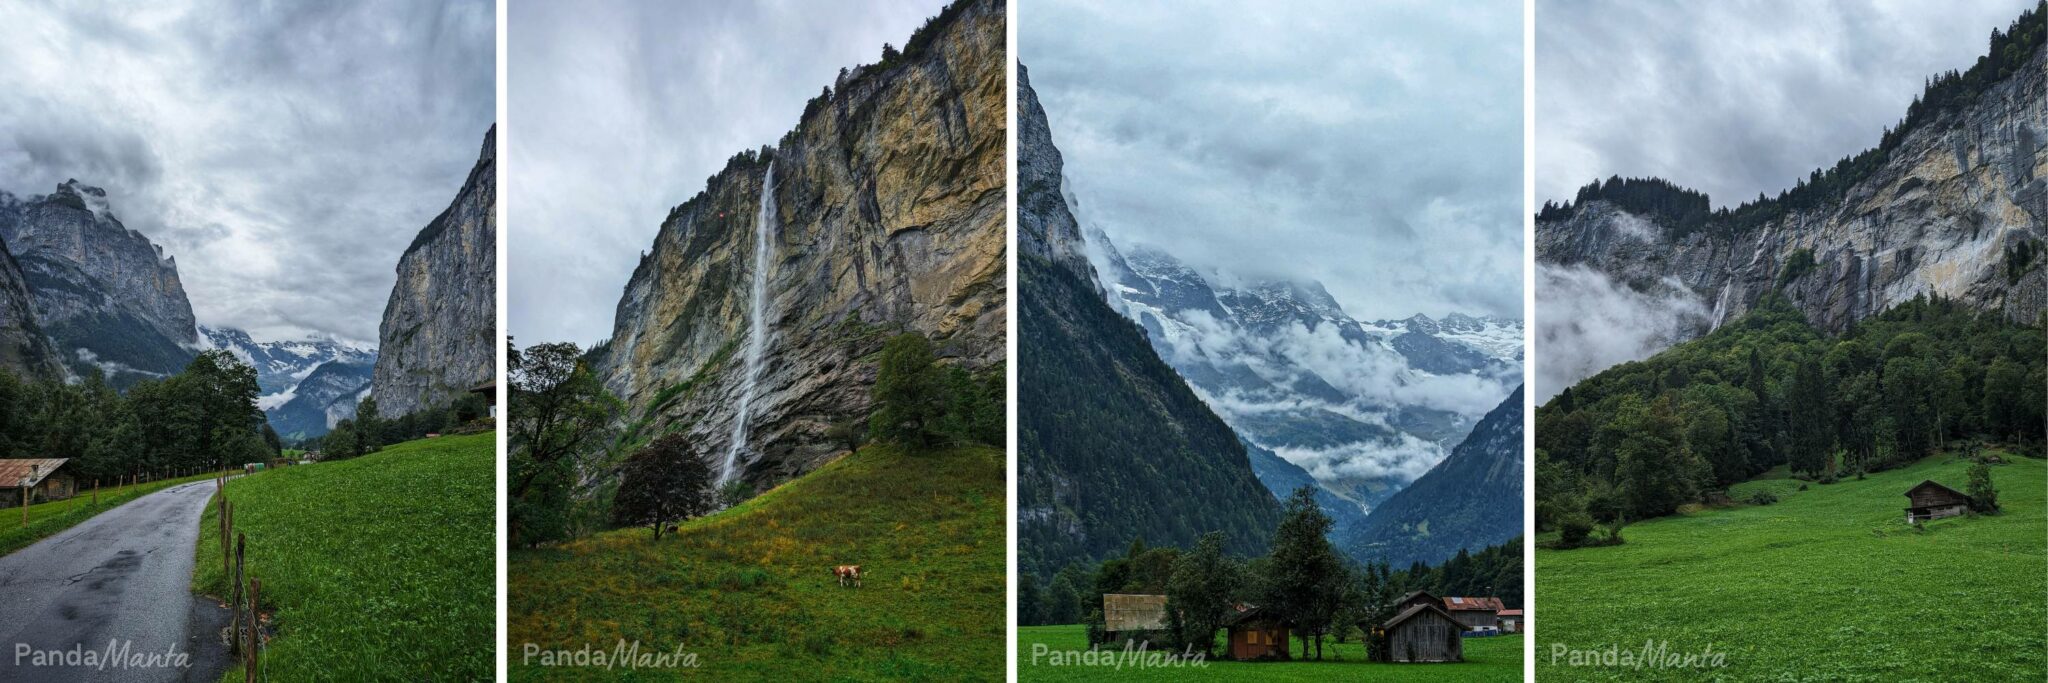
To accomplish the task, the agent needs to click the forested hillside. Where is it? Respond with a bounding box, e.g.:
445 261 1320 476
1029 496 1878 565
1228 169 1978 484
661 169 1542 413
1019 256 1280 580
1537 292 2045 533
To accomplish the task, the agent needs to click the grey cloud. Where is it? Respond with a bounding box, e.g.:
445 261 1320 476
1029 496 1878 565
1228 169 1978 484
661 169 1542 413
0 0 494 344
507 0 952 346
1025 0 1524 322
1537 0 2038 208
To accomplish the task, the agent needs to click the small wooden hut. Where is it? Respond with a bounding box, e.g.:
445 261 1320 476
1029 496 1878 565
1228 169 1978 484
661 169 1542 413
1499 609 1523 633
0 459 74 506
1904 480 1971 523
1382 602 1464 663
1101 594 1169 645
1222 606 1290 661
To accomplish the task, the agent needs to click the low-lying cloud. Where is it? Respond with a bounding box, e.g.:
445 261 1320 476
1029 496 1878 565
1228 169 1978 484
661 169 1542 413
1535 264 1709 402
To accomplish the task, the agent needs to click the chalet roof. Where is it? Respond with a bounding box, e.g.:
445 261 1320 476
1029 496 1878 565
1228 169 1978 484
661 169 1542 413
470 381 495 394
1442 596 1505 612
1903 480 1969 502
0 459 69 488
1222 605 1289 628
1394 590 1439 606
1383 602 1459 629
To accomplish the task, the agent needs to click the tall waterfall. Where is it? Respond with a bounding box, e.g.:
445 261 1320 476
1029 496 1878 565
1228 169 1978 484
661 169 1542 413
720 163 776 487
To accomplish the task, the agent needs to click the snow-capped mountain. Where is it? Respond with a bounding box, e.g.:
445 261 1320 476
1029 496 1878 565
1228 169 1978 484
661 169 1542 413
200 325 375 439
201 326 375 396
1094 234 1522 520
264 360 374 440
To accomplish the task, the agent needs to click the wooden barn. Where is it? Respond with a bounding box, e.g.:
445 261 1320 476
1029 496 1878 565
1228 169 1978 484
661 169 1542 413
1499 609 1523 633
1382 601 1464 663
1904 480 1971 523
1221 606 1290 661
1101 594 1169 645
1441 596 1505 632
0 459 75 507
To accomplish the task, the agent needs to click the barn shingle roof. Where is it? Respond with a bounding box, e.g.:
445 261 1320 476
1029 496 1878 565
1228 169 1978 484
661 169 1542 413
1442 596 1505 612
0 459 69 488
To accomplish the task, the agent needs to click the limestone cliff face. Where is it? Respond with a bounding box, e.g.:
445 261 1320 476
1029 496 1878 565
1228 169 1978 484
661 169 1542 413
0 234 63 381
373 127 497 416
1016 63 1097 285
0 181 198 383
592 0 1006 491
1539 46 2048 335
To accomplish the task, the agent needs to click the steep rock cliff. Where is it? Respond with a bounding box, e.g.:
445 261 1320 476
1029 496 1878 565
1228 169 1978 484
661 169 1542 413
0 181 198 384
1539 44 2047 345
0 233 63 381
372 126 497 416
591 0 1006 491
1017 62 1281 578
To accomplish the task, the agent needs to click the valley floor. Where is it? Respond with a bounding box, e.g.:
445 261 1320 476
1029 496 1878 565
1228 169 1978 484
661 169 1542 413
508 444 1005 681
1016 625 1524 682
1535 448 2046 680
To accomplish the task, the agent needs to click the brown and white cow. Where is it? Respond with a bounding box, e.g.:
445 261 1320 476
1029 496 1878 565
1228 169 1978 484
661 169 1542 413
833 565 862 588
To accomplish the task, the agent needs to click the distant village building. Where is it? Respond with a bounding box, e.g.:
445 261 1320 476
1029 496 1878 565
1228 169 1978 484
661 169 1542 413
1441 596 1505 632
1382 601 1464 663
1221 606 1290 661
470 381 497 418
1100 594 1169 645
1904 480 1971 523
0 459 75 506
1499 609 1523 633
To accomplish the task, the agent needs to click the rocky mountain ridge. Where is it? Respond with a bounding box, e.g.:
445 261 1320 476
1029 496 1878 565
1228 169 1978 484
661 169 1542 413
589 0 1006 492
372 126 497 417
1538 40 2046 390
204 325 376 397
264 359 374 439
0 180 198 385
1344 385 1525 568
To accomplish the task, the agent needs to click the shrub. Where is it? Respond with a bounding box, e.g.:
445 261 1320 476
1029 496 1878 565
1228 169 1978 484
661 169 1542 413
1558 511 1595 546
1747 489 1779 505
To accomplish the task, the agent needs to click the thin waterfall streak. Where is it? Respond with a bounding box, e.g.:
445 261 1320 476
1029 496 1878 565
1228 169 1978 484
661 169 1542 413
720 162 775 487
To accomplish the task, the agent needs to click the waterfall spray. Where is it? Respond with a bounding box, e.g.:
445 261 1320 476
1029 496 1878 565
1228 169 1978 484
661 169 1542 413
720 162 776 487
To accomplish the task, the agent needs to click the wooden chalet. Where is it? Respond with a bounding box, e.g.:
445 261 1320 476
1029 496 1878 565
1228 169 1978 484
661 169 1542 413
1499 609 1523 633
1101 594 1169 644
0 459 75 506
470 381 497 418
1381 601 1464 663
1904 480 1971 523
1221 605 1290 661
1393 590 1441 614
1441 596 1505 632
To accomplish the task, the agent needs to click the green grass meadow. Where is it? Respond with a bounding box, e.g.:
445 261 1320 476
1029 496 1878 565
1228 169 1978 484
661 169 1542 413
0 471 221 558
193 432 496 681
508 444 1005 681
1016 625 1524 681
1535 448 2046 681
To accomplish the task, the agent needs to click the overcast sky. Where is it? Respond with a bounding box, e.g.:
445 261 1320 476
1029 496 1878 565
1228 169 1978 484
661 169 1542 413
508 0 951 346
0 1 493 345
1538 0 2039 208
1024 0 1524 322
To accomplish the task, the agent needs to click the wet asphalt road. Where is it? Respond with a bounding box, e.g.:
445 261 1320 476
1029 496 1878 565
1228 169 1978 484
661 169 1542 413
0 480 229 682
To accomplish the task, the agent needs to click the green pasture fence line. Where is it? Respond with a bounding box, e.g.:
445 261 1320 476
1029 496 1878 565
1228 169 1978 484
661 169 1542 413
1 469 227 557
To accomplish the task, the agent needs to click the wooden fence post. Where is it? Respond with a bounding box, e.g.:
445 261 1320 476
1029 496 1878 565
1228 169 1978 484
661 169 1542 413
248 577 261 683
231 533 244 656
21 485 28 527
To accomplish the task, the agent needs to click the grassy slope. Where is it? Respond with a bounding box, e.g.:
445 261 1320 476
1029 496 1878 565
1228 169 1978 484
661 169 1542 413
0 471 220 557
1536 449 2046 680
1016 625 1523 682
194 432 495 681
509 444 1005 681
